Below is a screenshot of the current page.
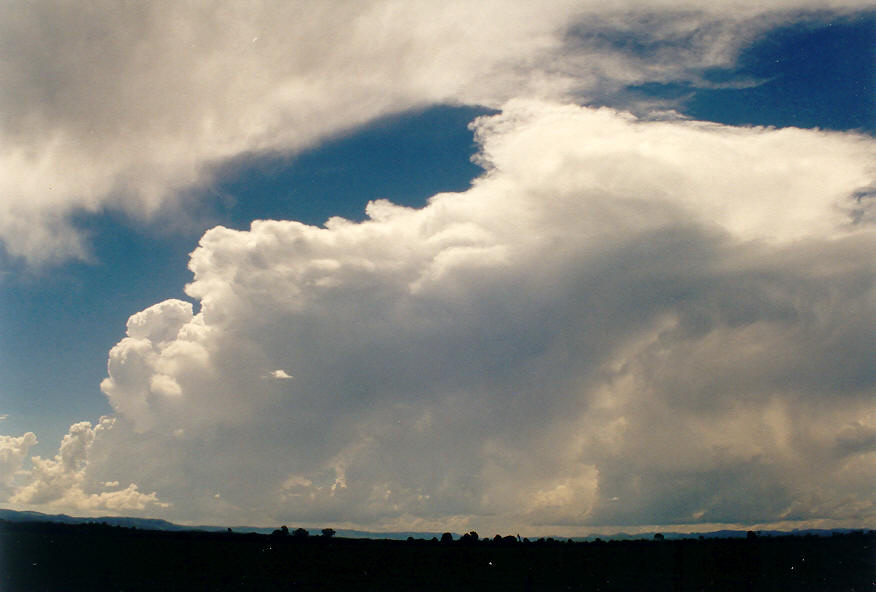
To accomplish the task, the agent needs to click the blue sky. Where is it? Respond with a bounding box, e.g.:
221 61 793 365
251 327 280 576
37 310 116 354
0 3 873 534
633 15 874 132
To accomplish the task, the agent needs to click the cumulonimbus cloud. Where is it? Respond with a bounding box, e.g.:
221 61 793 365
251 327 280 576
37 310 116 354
6 101 871 532
1 0 871 264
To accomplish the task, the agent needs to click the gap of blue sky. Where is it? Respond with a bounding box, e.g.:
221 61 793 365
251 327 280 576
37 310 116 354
210 105 492 229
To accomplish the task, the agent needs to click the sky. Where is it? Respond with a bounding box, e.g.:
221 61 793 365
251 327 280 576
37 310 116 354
0 1 873 536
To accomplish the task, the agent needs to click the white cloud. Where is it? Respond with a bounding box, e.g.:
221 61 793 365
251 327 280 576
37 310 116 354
1 0 871 264
16 101 863 532
9 418 167 514
0 431 37 494
100 300 210 432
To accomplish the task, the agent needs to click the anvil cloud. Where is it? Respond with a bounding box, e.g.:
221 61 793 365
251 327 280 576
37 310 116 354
1 0 870 263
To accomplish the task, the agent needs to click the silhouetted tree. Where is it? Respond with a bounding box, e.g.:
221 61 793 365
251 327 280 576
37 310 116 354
440 532 453 544
321 528 336 538
293 527 309 538
271 525 290 537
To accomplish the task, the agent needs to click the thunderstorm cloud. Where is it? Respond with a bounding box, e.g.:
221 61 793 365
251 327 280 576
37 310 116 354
0 2 873 534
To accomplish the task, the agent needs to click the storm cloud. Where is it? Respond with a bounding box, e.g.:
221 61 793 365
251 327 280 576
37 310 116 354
6 102 871 533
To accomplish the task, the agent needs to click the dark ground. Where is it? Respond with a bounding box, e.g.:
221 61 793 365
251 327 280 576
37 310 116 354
0 520 873 591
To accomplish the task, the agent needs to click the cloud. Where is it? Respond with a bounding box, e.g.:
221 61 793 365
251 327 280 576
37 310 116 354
9 419 166 514
1 0 871 264
3 101 861 531
0 431 37 494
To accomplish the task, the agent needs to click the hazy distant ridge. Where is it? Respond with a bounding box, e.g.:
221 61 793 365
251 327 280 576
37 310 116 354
1 509 866 541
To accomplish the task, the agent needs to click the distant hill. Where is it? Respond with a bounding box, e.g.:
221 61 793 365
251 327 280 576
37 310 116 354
0 508 868 541
0 509 191 532
0 509 446 539
566 528 869 542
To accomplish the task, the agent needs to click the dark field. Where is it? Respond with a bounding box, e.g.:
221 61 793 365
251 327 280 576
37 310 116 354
1 520 872 591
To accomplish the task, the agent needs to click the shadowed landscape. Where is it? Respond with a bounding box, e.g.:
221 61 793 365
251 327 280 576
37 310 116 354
1 517 872 591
